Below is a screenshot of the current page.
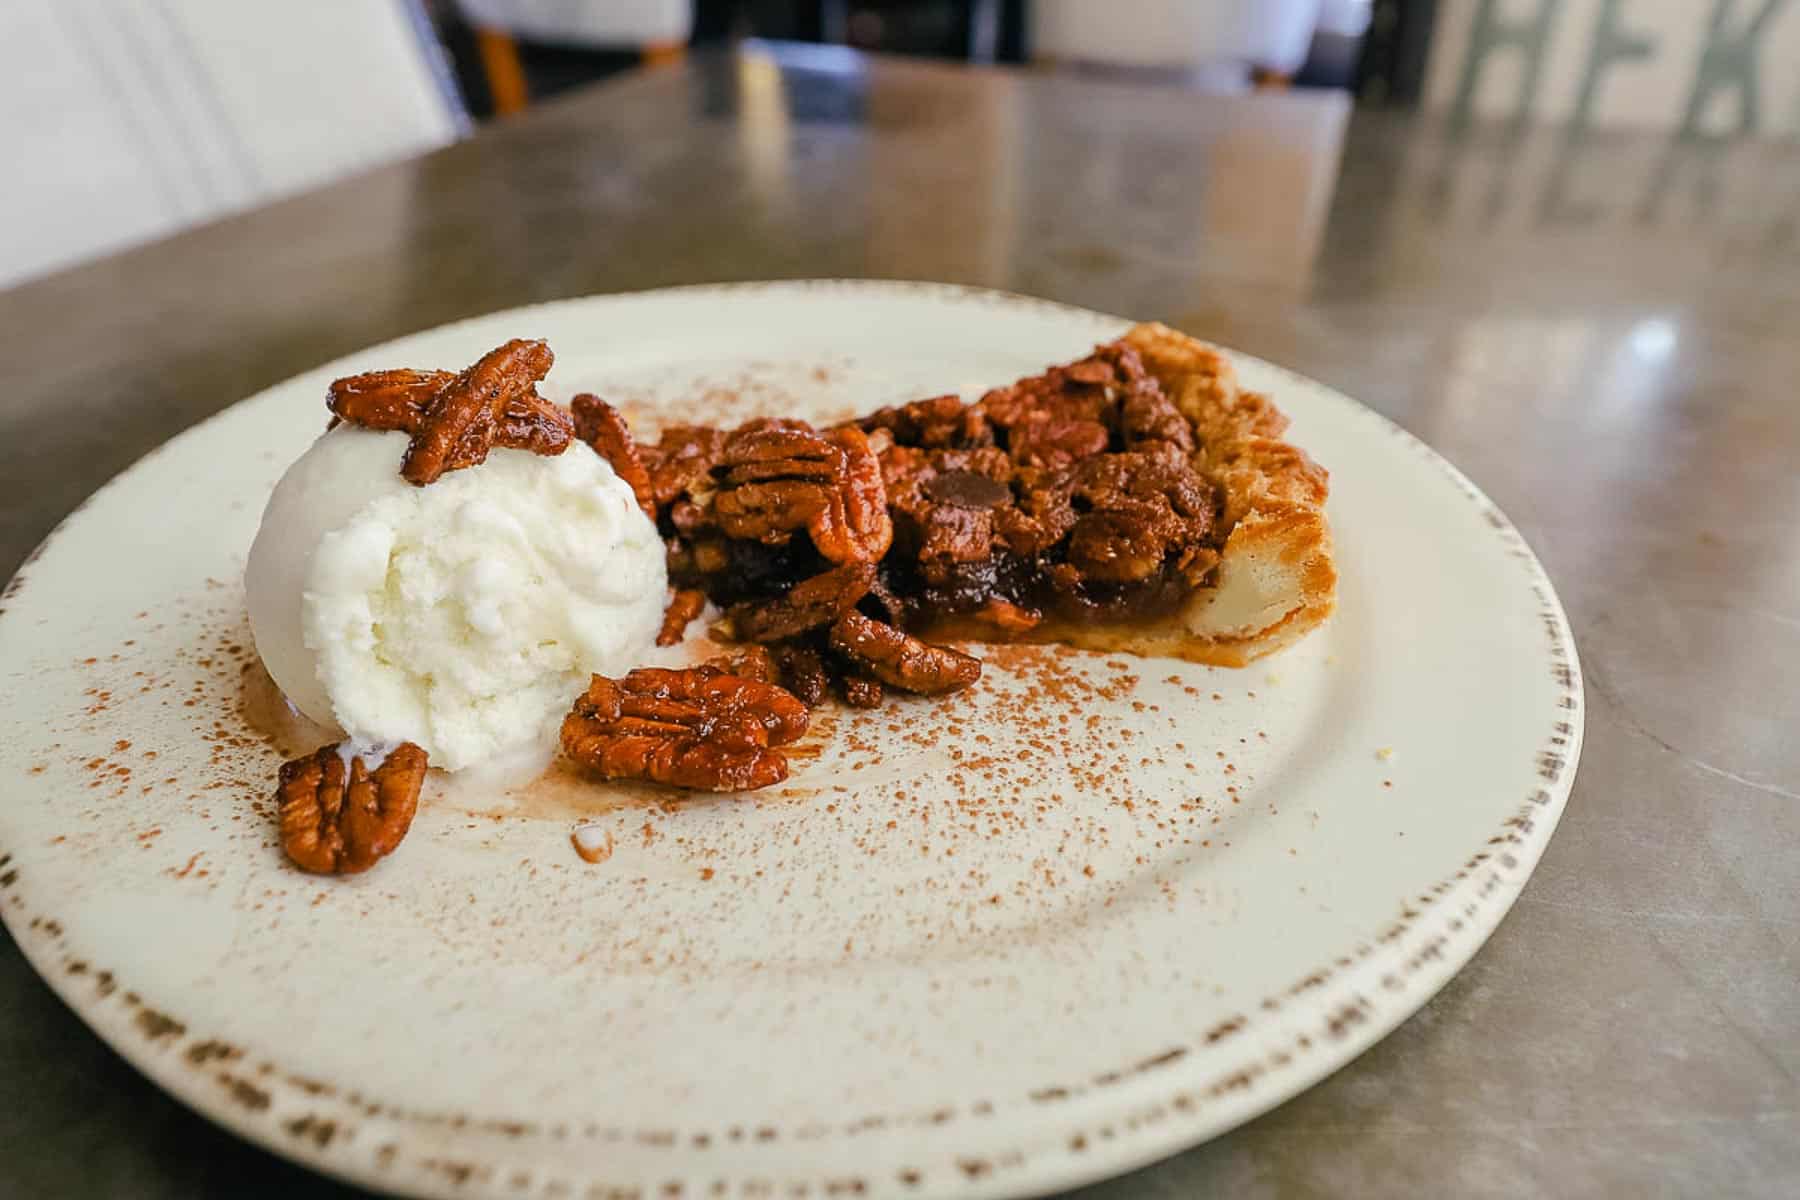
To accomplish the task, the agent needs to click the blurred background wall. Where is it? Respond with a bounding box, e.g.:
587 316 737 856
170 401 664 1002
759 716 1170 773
1423 0 1800 133
1 0 463 290
5 0 1797 292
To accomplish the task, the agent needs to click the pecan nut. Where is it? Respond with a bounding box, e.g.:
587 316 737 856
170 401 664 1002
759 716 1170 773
727 562 874 643
711 426 892 564
811 427 893 564
828 611 982 696
277 743 427 875
651 590 698 647
400 339 554 485
711 426 835 543
328 350 571 463
560 667 810 792
656 588 708 647
327 369 453 431
572 394 655 517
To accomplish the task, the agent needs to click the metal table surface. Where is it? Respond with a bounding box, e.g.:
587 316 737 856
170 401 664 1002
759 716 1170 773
2 46 1796 1200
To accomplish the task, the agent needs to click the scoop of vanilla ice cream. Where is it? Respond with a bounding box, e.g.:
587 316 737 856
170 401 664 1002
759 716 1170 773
246 425 666 770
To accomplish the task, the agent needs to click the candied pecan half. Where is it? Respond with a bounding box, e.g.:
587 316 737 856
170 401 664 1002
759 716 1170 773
571 394 655 517
828 611 981 696
401 339 554 485
716 426 831 478
728 562 875 643
329 367 571 456
657 588 708 647
712 426 892 564
560 668 809 792
812 427 893 564
277 742 427 875
712 427 836 543
328 369 452 431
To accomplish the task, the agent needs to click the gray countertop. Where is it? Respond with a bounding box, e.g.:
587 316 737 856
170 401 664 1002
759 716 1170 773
2 46 1796 1199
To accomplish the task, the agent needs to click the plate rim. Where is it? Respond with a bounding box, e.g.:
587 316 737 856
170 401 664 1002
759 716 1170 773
0 279 1584 1200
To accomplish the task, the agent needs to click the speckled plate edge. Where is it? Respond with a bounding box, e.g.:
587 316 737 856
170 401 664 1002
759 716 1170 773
0 280 1583 1200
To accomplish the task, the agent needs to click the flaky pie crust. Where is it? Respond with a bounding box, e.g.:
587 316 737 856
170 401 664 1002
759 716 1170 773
1035 323 1336 667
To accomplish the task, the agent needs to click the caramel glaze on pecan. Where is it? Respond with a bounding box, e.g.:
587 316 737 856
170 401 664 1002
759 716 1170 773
500 389 578 456
828 611 982 696
277 742 428 875
327 368 453 430
710 424 893 565
657 588 708 647
813 427 894 565
728 562 874 643
571 393 656 517
561 667 810 792
402 339 556 485
327 340 570 484
329 368 573 453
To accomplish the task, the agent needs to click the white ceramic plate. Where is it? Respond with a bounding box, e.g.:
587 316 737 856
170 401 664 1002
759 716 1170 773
0 282 1581 1199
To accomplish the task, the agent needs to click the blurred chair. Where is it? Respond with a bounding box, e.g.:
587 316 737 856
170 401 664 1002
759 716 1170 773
455 0 695 114
1 0 464 290
1028 0 1326 88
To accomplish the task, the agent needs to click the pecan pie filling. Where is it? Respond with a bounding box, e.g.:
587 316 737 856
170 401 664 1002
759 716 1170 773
654 340 1225 649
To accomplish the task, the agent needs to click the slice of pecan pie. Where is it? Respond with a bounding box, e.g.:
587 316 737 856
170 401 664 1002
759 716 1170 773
627 323 1333 678
1015 323 1335 666
300 323 1333 820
